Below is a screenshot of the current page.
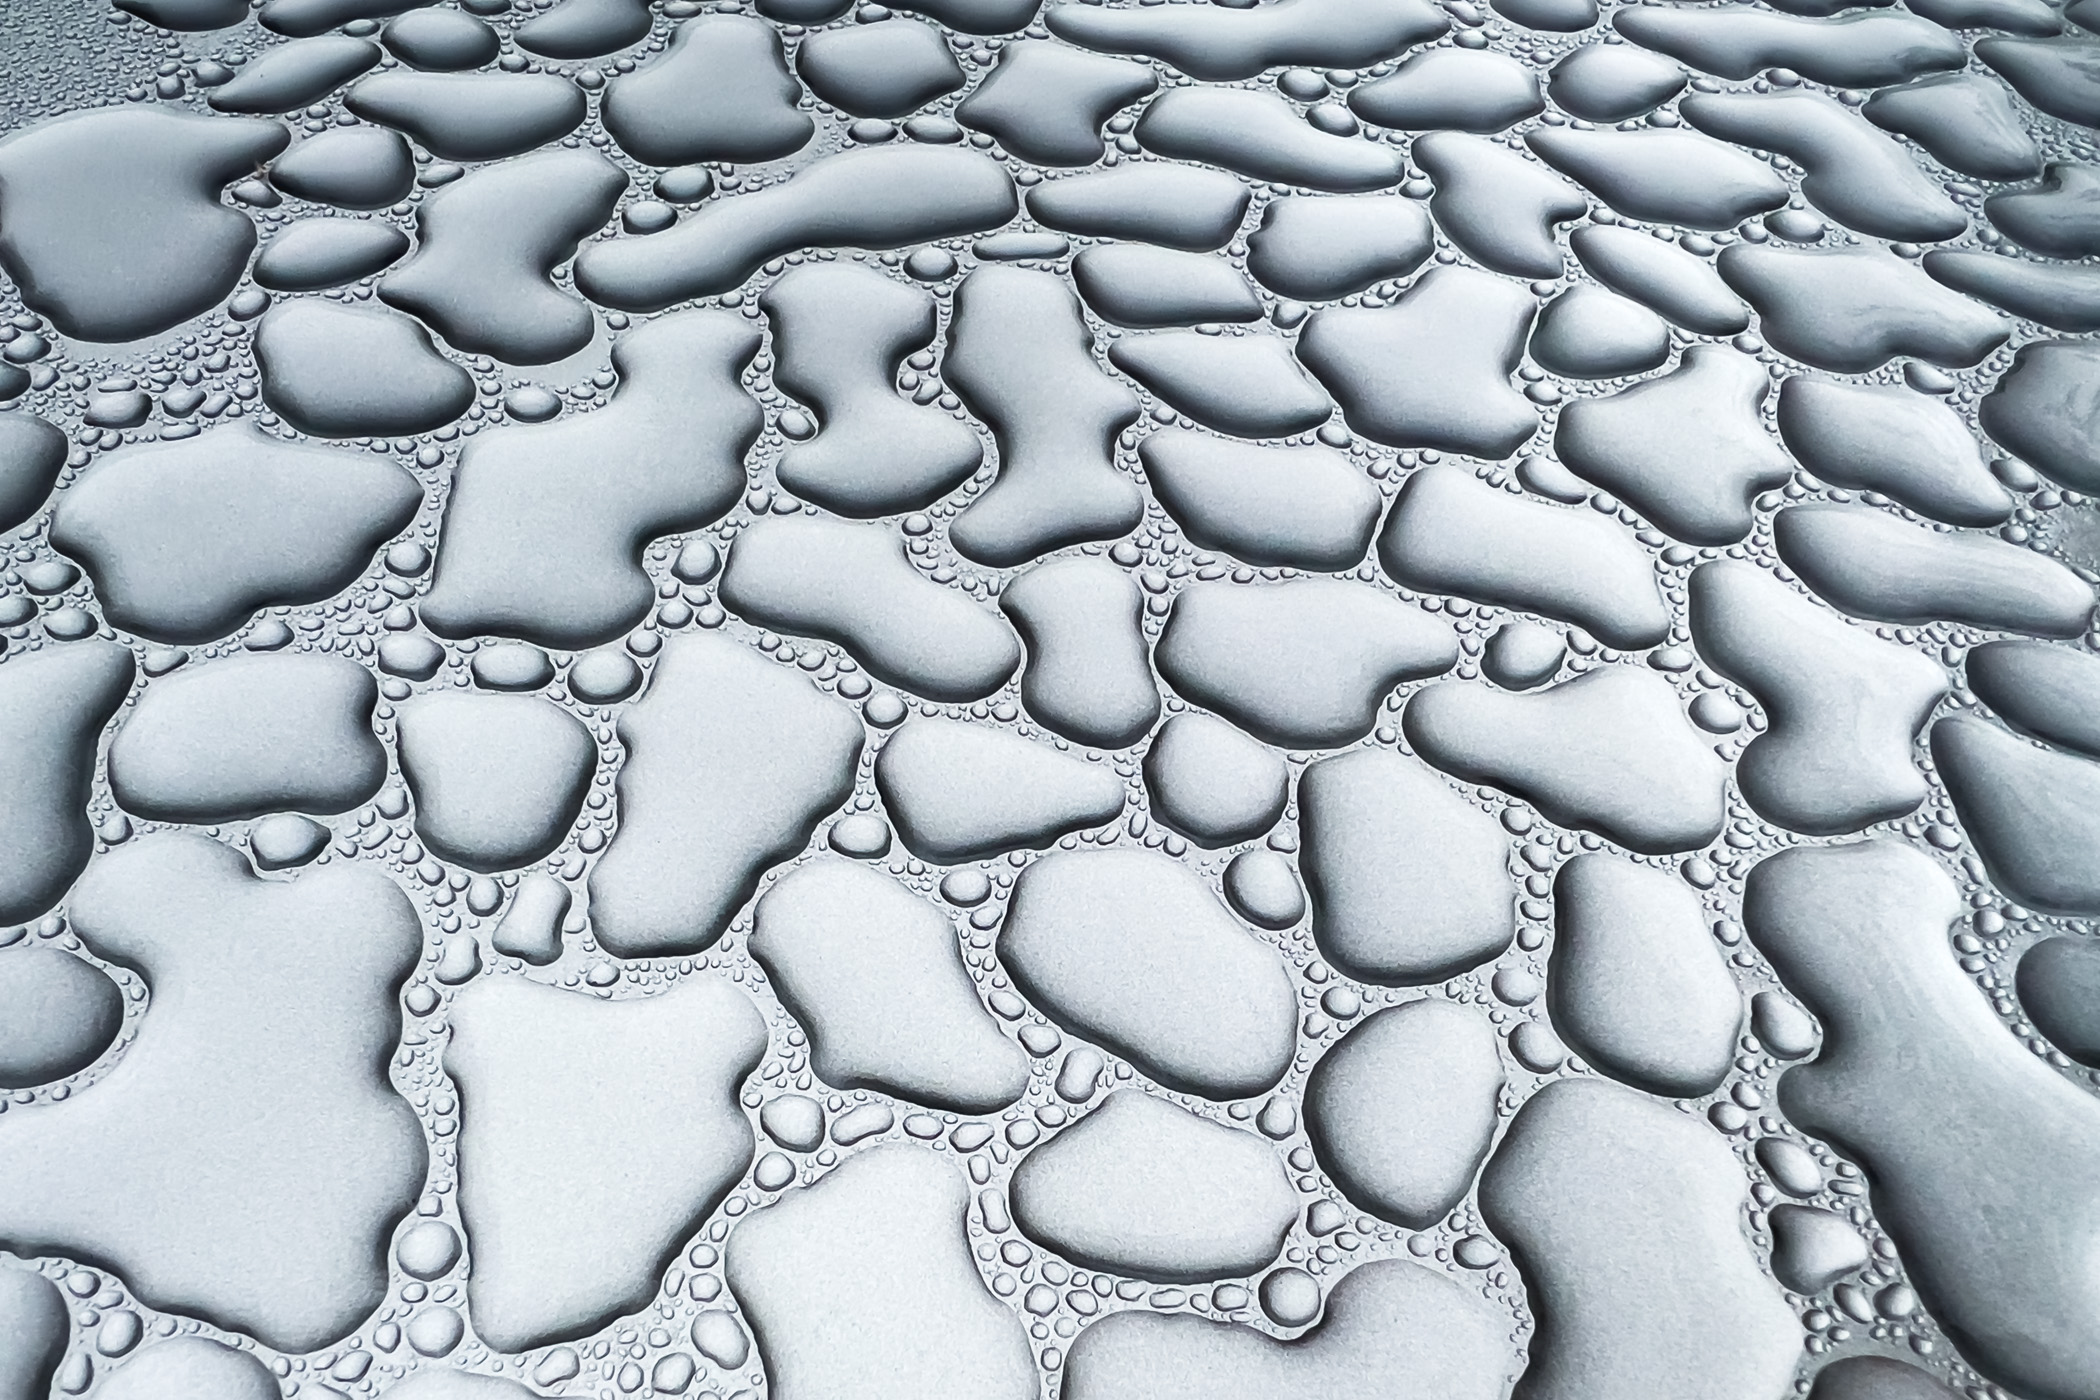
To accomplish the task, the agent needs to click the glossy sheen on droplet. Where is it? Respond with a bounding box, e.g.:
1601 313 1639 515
396 692 595 872
448 973 764 1351
1155 580 1457 749
1378 464 1670 649
0 835 426 1351
576 146 1016 310
589 634 862 958
762 261 984 518
0 946 123 1090
1689 560 1946 836
1298 748 1512 984
875 717 1125 862
0 642 135 926
1479 1077 1801 1400
0 107 287 341
753 858 1029 1112
1405 667 1729 855
1010 1090 1297 1282
1748 840 2100 1399
50 424 421 646
1303 999 1504 1228
421 311 759 647
720 516 1020 703
727 1147 1037 1400
1000 849 1297 1100
109 652 385 824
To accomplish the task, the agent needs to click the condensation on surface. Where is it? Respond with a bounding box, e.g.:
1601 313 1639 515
0 1 2097 1399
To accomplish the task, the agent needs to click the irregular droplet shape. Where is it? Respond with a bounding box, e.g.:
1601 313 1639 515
1062 1258 1513 1400
1155 579 1457 749
1528 286 1669 380
0 835 425 1351
1977 35 2100 127
1071 245 1261 329
1000 557 1160 749
345 72 587 162
1933 715 2100 916
1689 560 1945 836
268 126 415 210
0 642 135 925
753 858 1028 1112
256 301 473 437
1350 48 1541 132
0 108 286 341
207 36 380 115
1404 667 1728 855
1134 88 1403 194
721 517 1020 704
515 0 650 59
999 848 1296 1099
1109 331 1332 439
2017 934 2100 1067
1716 243 2008 373
1298 748 1512 984
1979 339 2100 492
1527 125 1787 230
1680 90 1964 243
396 693 595 872
1025 163 1250 251
1810 1358 1962 1400
1614 5 1966 87
1863 74 2041 183
1416 132 1586 277
1554 345 1792 546
875 717 1124 862
93 1340 279 1400
1550 854 1740 1097
944 265 1144 567
0 413 66 536
1548 42 1687 121
421 311 758 648
51 424 420 645
589 635 862 957
1965 639 2100 760
1142 712 1287 848
1044 0 1448 82
1746 839 2100 1400
954 41 1157 167
726 1146 1036 1400
0 947 123 1090
447 973 765 1351
602 15 811 165
1774 503 2094 639
109 652 384 824
1378 464 1669 648
1477 1077 1800 1400
1568 224 1748 336
1299 266 1536 456
384 9 501 70
380 148 626 365
799 18 963 119
1243 194 1432 301
1774 377 2011 527
576 147 1015 310
762 262 983 518
0 1269 66 1400
1141 429 1379 571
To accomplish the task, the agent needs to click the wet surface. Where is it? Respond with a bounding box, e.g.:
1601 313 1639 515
0 1 2097 1399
